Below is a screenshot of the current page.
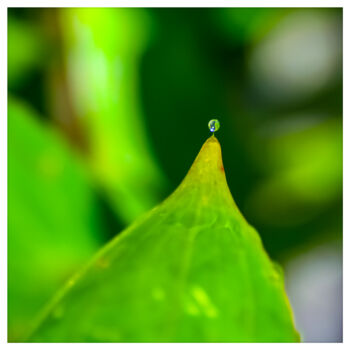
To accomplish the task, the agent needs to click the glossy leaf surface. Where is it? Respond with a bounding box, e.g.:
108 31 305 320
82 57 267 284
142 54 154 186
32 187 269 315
30 136 300 342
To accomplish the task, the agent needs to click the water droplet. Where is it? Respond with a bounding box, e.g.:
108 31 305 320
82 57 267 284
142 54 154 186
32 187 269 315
208 119 220 133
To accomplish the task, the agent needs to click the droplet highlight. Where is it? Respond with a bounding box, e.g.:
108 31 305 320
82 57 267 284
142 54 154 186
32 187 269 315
208 119 220 133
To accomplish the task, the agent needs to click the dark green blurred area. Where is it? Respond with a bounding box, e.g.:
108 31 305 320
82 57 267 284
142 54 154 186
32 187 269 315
8 8 342 342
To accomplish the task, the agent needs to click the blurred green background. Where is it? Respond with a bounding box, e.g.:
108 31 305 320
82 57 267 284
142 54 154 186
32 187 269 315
8 7 342 342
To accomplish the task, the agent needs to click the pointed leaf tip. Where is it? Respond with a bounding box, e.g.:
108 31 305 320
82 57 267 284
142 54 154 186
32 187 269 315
191 135 223 174
170 135 238 214
29 134 300 342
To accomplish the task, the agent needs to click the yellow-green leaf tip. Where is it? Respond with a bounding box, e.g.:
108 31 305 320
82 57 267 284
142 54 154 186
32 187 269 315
28 135 300 342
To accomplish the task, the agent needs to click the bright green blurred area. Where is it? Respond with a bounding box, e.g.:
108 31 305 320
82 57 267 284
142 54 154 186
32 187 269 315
8 7 342 342
8 98 103 340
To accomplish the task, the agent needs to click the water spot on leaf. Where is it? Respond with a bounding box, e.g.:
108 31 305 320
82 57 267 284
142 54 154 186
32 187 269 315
191 286 218 319
185 301 200 316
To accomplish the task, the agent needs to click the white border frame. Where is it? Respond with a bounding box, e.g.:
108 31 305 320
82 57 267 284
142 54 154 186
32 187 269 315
1 1 346 348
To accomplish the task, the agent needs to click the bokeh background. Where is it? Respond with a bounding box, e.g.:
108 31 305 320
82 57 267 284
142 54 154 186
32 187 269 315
8 7 342 342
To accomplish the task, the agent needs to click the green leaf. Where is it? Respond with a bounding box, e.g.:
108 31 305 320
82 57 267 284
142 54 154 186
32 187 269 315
29 136 300 342
8 98 103 341
59 8 167 223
